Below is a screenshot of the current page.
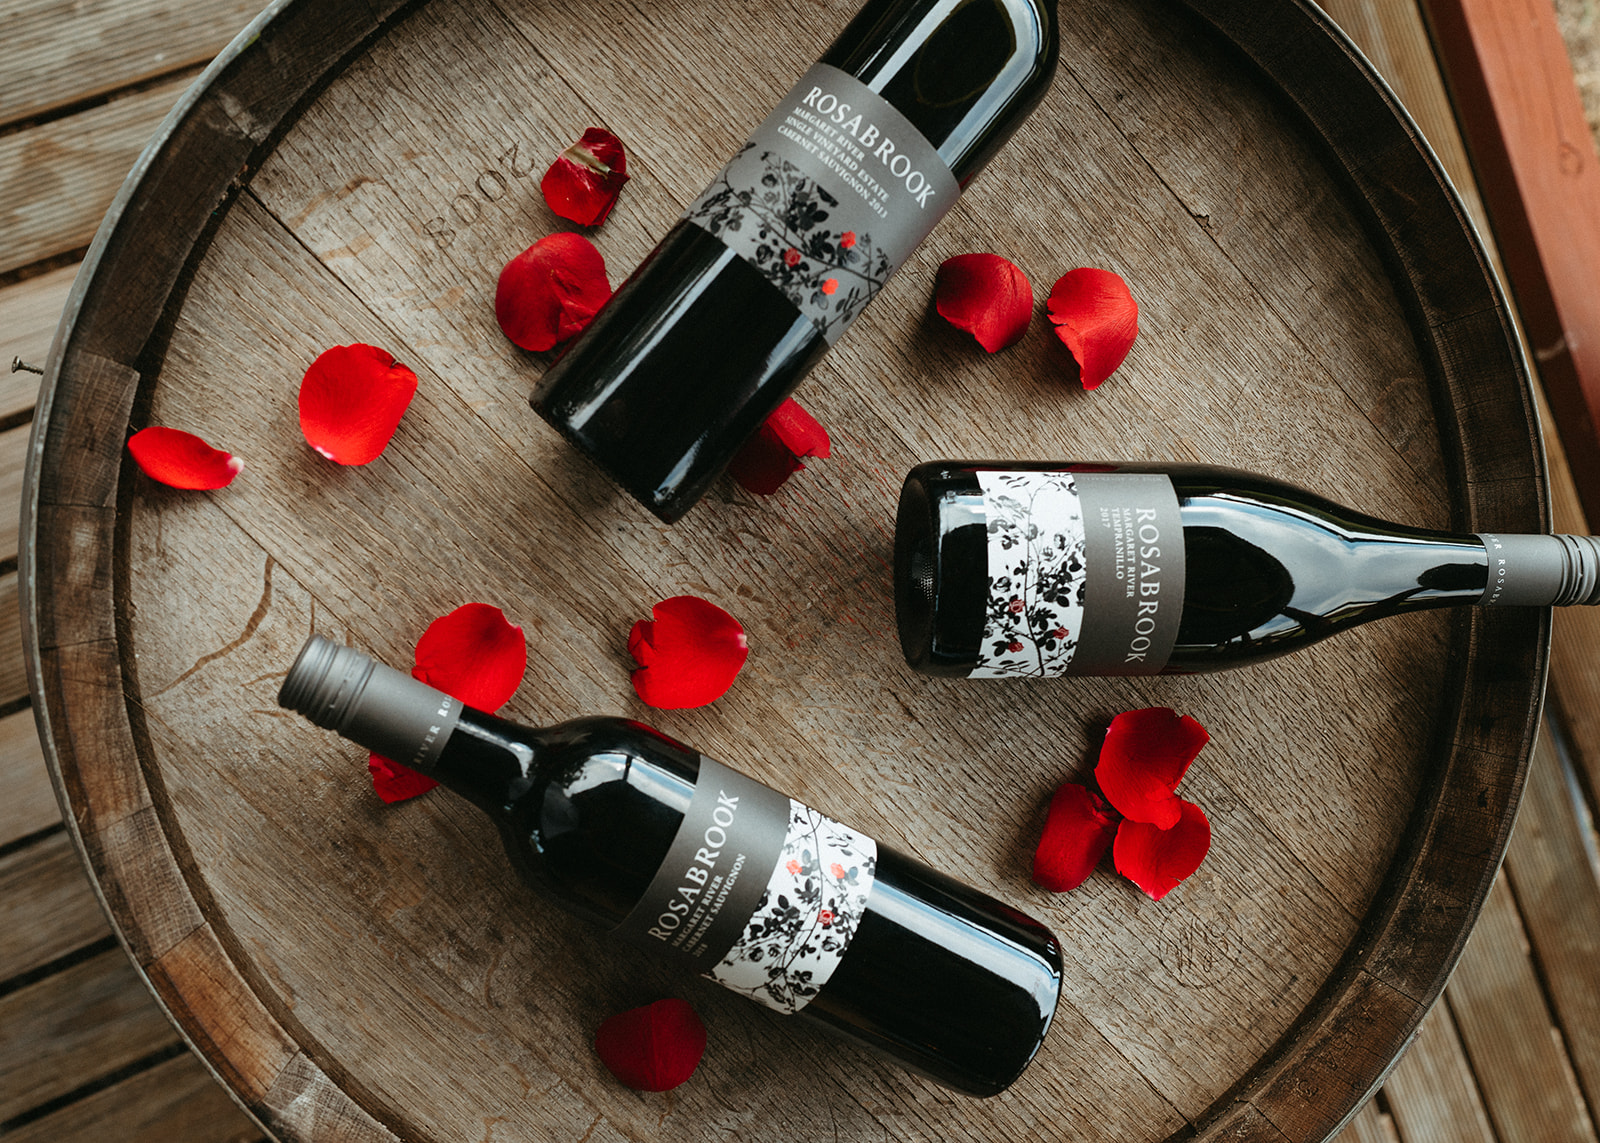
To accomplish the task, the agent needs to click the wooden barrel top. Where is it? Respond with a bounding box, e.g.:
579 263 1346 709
22 0 1548 1140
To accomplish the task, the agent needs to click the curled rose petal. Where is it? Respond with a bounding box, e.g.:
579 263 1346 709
726 398 832 495
495 232 612 352
1113 798 1212 901
1095 707 1209 829
594 998 706 1091
370 603 528 803
1046 267 1139 389
299 343 419 465
629 595 749 709
1032 781 1120 892
127 427 243 490
541 127 630 226
935 253 1033 352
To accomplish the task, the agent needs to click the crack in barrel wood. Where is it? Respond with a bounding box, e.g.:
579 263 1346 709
22 0 1547 1140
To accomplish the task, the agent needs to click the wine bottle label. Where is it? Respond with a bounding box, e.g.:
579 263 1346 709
973 470 1186 677
612 756 877 1014
683 62 959 345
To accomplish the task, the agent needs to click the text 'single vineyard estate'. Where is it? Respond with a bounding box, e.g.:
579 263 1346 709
530 0 1059 521
894 461 1600 677
279 635 1063 1095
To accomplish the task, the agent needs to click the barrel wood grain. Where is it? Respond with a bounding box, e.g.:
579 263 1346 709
17 2 1554 1143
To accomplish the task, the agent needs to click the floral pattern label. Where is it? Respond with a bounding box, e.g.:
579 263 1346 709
612 757 876 1015
973 470 1186 677
684 63 959 344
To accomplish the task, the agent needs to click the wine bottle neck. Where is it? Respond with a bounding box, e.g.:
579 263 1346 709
1477 534 1600 606
279 636 542 812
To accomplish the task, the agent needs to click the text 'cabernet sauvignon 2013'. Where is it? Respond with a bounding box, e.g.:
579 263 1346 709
531 0 1059 522
278 635 1063 1095
894 460 1600 677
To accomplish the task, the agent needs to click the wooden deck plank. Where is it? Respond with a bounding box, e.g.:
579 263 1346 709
0 708 58 848
1333 1100 1399 1143
0 949 183 1124
0 264 73 423
1445 873 1599 1143
0 0 257 128
1382 983 1497 1143
0 1051 263 1143
0 831 110 982
0 76 194 277
1422 0 1600 521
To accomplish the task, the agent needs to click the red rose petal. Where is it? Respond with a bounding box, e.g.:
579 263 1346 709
1113 798 1212 901
1095 707 1209 829
299 343 419 465
629 595 749 709
370 603 528 803
495 232 612 352
541 127 630 226
1046 267 1140 389
1032 781 1120 892
935 253 1034 352
368 754 439 803
594 998 706 1092
127 426 243 490
413 603 528 711
726 398 831 495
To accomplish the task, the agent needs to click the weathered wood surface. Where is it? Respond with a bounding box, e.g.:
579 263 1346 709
9 0 1600 1140
20 0 1552 1140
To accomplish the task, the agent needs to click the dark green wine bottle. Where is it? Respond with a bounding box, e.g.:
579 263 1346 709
279 635 1062 1095
894 460 1600 676
531 0 1059 522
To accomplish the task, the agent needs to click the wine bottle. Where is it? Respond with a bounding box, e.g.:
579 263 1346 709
894 460 1600 677
530 0 1059 522
278 635 1062 1095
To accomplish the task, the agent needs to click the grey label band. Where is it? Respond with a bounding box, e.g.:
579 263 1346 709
972 470 1185 677
611 757 878 1014
342 659 463 773
1478 532 1600 606
684 62 959 344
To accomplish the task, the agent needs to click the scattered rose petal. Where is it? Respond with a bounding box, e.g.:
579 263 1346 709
541 127 629 226
1095 707 1209 829
628 595 748 709
370 603 528 804
1046 267 1139 389
495 233 612 352
299 343 419 465
594 998 706 1091
369 754 441 805
726 398 832 495
1032 782 1120 892
935 253 1034 352
127 427 243 489
1113 798 1212 901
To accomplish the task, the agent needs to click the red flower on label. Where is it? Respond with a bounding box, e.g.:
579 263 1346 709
1052 626 1069 640
127 427 243 490
1032 707 1212 899
1008 641 1025 654
1114 799 1212 901
1046 267 1140 389
495 233 612 352
818 910 835 925
784 247 802 267
1096 707 1209 830
628 595 749 709
840 231 856 249
935 252 1034 353
299 344 419 465
830 863 847 879
540 127 629 226
726 398 831 496
369 603 528 803
1007 597 1025 614
594 998 706 1092
787 859 803 875
821 278 838 295
1032 782 1120 892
